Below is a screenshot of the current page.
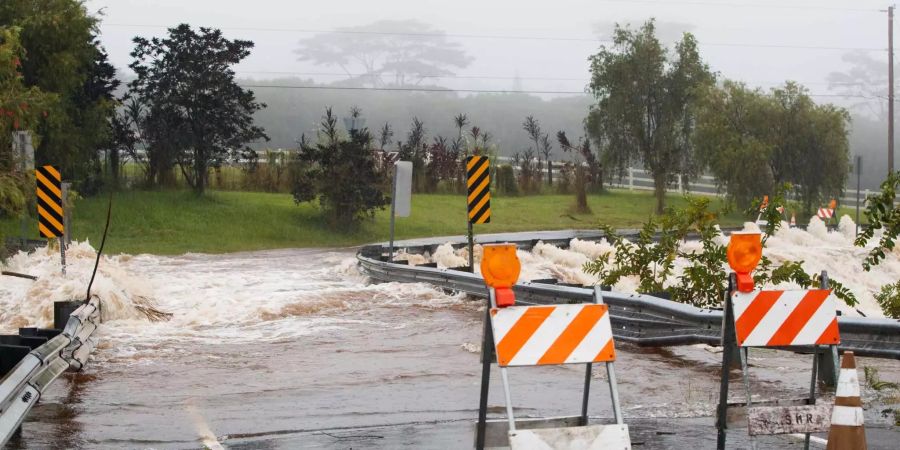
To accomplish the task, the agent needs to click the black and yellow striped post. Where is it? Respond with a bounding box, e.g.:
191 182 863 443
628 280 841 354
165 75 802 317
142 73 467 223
466 156 491 270
36 165 66 273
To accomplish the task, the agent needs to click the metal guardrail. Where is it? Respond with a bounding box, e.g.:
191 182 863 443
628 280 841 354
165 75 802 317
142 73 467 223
0 298 101 446
356 232 900 360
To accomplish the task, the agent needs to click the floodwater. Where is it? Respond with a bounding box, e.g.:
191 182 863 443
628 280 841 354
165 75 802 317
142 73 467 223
0 222 898 449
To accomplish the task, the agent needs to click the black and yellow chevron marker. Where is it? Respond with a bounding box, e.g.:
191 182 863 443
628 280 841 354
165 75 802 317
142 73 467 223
36 165 63 238
466 155 491 224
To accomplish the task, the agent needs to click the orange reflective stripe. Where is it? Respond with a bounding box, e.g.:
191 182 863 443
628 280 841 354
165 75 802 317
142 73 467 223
36 188 63 215
35 171 61 197
593 337 616 362
38 205 64 231
734 291 781 344
467 176 490 204
43 165 60 180
817 317 840 345
468 192 490 219
466 156 483 171
767 290 830 346
38 222 54 238
538 305 606 365
496 306 555 365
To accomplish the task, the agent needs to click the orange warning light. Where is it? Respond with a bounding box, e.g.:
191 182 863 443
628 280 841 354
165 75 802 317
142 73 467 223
727 232 762 292
481 244 521 289
828 199 837 209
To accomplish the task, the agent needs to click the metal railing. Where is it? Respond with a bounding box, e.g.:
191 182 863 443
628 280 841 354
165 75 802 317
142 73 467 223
0 298 101 446
356 232 900 360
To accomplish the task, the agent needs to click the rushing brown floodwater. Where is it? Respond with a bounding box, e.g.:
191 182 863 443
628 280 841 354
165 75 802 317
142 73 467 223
1 247 898 449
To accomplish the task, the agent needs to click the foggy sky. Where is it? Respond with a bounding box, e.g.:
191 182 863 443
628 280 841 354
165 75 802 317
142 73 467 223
86 0 890 110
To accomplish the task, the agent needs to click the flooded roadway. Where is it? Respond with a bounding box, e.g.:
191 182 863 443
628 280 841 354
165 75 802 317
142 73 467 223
1 246 898 449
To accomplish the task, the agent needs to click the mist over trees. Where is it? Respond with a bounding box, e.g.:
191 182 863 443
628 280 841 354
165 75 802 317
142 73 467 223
294 20 472 88
248 84 593 157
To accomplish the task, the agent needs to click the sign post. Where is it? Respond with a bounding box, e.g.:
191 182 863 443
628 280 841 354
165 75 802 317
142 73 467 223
855 155 862 237
466 156 491 271
388 161 412 263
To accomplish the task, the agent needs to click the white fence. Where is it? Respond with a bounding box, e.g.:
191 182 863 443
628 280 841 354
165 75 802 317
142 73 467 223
496 157 871 209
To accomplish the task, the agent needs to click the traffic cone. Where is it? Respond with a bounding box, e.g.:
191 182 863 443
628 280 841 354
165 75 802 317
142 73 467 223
826 351 867 450
790 213 796 228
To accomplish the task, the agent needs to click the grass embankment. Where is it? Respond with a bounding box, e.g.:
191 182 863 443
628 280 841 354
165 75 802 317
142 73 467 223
2 189 748 255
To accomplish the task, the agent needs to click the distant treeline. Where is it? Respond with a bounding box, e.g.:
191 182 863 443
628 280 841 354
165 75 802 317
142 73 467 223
246 77 894 192
247 78 592 157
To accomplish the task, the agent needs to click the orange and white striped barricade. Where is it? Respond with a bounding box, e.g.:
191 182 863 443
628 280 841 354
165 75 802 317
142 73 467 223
477 286 630 449
715 271 841 450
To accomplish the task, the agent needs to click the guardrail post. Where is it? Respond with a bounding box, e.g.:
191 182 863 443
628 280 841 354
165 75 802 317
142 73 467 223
816 271 839 389
677 174 683 192
53 301 81 331
628 167 634 191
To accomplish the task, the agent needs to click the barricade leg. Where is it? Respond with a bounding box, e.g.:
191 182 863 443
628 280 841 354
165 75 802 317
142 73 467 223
500 367 516 431
740 347 758 450
581 363 592 426
475 301 493 450
606 362 623 425
716 275 737 450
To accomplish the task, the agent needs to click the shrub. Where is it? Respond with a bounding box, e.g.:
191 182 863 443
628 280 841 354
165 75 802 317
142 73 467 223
496 164 518 196
584 195 858 308
289 108 389 228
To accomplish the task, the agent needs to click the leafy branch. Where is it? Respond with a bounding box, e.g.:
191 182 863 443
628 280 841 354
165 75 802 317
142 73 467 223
586 194 858 308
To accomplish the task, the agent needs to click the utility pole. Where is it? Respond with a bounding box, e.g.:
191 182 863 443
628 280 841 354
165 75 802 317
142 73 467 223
890 5 895 173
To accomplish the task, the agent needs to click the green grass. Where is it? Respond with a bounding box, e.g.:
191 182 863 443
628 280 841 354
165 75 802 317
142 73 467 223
1 189 749 255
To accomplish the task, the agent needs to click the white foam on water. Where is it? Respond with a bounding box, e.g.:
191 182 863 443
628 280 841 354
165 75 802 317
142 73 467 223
424 217 894 318
0 241 162 332
2 245 472 359
432 243 467 268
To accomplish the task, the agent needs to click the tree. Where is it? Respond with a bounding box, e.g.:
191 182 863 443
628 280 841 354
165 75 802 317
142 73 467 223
557 131 597 213
826 51 888 120
770 83 850 213
128 24 268 194
290 108 389 227
522 115 543 183
694 81 775 209
587 19 714 214
397 117 427 191
540 133 553 185
0 27 56 248
1 1 118 194
295 20 471 88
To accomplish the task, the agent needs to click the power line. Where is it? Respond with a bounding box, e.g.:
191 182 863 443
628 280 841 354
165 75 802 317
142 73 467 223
100 23 884 52
235 71 875 87
236 71 586 81
590 0 880 12
235 70 880 86
237 83 887 99
239 84 588 95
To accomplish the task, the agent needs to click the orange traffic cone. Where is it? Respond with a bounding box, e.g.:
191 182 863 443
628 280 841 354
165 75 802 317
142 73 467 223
826 351 867 449
790 213 797 228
